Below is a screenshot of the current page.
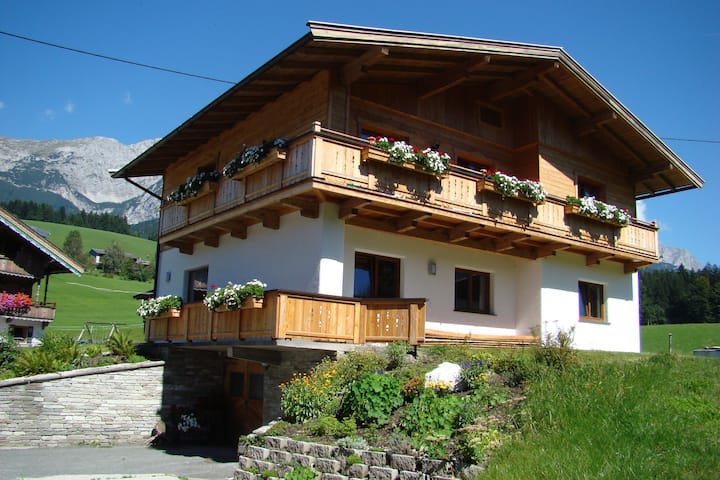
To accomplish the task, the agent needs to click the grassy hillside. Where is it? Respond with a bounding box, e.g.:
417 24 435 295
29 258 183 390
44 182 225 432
642 323 720 355
25 220 156 261
482 351 720 479
44 273 151 341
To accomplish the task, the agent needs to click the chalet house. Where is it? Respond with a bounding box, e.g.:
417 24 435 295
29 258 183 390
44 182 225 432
0 207 84 345
114 23 701 431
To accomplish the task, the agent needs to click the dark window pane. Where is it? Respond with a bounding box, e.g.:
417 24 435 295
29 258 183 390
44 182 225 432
455 269 490 314
377 258 399 297
187 267 208 303
354 252 399 298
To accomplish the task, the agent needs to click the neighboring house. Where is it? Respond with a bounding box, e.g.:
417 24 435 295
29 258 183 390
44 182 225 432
113 23 702 431
89 248 150 267
0 207 84 345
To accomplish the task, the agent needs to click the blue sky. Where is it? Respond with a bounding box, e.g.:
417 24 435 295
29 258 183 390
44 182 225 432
1 1 718 265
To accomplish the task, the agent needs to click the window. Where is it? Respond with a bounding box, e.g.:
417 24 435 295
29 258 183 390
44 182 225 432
455 156 493 173
578 177 605 201
454 268 491 314
186 267 208 303
579 281 605 321
354 252 400 298
360 127 408 143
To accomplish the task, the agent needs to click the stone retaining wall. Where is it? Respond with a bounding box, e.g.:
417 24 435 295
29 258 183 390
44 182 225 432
235 436 482 480
0 361 165 448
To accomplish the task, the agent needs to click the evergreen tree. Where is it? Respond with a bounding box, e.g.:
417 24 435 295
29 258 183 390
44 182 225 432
62 230 86 263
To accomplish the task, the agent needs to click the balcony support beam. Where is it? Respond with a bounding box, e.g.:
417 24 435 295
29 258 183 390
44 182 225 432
448 222 484 243
586 252 614 266
246 209 280 230
395 212 431 233
342 47 389 86
339 198 371 219
494 232 529 252
283 198 320 218
535 242 571 258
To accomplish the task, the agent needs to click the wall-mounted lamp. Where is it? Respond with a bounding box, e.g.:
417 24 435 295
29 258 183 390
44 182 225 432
428 260 437 275
165 271 172 282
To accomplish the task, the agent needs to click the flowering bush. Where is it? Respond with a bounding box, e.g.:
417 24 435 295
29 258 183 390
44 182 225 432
203 279 266 311
367 136 451 176
566 196 631 225
483 170 546 203
280 359 347 423
222 138 288 178
0 292 33 314
166 170 220 203
136 295 183 319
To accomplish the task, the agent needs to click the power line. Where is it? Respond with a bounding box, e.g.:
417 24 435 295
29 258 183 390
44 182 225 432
0 30 236 85
2 30 719 146
660 137 720 145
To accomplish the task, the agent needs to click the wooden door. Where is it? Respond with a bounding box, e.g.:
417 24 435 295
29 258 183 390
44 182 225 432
224 359 265 441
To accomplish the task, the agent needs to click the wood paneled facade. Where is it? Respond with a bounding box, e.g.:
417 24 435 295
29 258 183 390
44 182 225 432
115 23 702 351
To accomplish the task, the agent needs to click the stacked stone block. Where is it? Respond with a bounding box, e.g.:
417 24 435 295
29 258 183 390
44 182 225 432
235 436 464 480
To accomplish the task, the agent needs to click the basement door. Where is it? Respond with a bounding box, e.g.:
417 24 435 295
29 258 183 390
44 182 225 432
224 358 264 440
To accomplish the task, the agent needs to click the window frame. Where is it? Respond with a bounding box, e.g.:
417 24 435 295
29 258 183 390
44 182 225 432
353 252 401 298
577 177 606 201
454 268 492 314
186 266 209 303
578 280 606 322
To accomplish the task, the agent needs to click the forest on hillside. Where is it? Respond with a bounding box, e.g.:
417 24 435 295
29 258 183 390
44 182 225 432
0 199 156 239
640 265 720 325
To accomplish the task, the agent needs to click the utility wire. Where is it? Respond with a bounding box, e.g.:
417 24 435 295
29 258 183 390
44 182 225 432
660 137 720 145
0 30 236 85
1 30 719 145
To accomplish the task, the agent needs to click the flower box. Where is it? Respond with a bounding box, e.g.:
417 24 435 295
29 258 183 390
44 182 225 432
241 297 264 309
361 147 441 176
155 308 181 319
230 147 287 181
564 204 627 227
175 180 217 206
477 178 544 205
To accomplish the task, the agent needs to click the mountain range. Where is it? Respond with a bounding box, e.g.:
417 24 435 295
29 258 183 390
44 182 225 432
0 136 706 269
0 136 160 224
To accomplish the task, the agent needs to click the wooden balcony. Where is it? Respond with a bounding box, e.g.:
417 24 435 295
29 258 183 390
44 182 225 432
1 303 56 321
145 290 426 345
159 123 658 271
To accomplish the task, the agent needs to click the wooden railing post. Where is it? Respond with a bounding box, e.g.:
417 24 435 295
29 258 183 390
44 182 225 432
408 302 418 346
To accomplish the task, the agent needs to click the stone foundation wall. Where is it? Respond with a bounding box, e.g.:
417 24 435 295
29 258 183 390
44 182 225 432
235 436 480 480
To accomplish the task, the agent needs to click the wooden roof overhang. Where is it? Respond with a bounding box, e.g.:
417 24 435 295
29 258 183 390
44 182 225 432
0 207 84 277
113 22 703 200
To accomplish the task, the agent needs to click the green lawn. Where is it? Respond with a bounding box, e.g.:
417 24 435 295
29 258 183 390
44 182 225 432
44 273 152 342
642 323 720 355
26 220 156 262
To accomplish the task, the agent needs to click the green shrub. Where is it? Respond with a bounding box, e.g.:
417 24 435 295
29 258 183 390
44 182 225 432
280 358 347 422
345 453 363 466
106 330 135 359
0 332 19 370
14 348 63 376
334 350 386 383
398 388 463 456
489 351 539 387
336 435 369 450
534 327 577 370
385 342 409 370
342 373 403 426
285 466 317 480
305 415 356 437
261 469 278 479
460 360 491 391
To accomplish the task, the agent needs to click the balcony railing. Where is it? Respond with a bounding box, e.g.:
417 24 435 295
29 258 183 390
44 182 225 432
0 303 56 321
145 290 426 345
159 124 658 263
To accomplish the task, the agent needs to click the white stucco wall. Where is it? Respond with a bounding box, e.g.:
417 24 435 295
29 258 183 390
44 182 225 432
156 204 344 299
344 226 535 336
539 252 640 352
